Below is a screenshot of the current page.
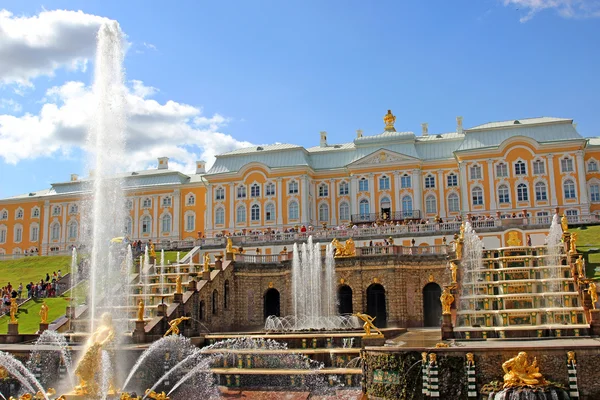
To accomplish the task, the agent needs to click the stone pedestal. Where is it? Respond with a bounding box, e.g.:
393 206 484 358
202 270 211 281
38 323 49 334
173 292 183 303
157 303 167 317
361 334 386 347
8 323 18 335
66 305 75 318
214 257 223 270
6 322 20 343
133 320 146 343
590 310 600 336
187 280 197 292
441 313 454 340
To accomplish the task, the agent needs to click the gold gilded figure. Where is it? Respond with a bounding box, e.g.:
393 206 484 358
74 312 116 396
502 351 546 388
331 238 356 257
137 299 145 321
567 351 576 366
561 214 569 232
39 301 49 324
440 286 454 315
226 237 237 254
175 275 182 294
466 353 475 367
203 252 210 272
576 255 585 278
145 389 170 400
570 232 578 253
383 110 396 131
354 312 383 337
450 262 458 283
588 281 598 309
164 316 190 337
150 242 156 259
9 298 18 324
455 237 463 259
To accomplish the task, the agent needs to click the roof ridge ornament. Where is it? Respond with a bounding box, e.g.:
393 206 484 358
383 109 396 132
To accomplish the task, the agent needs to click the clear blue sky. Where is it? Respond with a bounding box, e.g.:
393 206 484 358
0 0 598 198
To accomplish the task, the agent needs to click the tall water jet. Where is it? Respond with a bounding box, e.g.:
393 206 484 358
546 214 563 292
82 21 127 332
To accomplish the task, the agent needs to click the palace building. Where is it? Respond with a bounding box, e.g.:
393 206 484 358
1 111 600 257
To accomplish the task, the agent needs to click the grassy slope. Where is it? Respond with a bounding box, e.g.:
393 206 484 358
0 296 70 334
569 225 600 278
0 255 72 289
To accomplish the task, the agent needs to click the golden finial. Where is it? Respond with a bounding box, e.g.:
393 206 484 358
383 109 396 132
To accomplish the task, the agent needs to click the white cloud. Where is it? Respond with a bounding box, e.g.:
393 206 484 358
142 42 157 51
0 9 112 85
0 98 22 113
0 80 254 171
503 0 600 21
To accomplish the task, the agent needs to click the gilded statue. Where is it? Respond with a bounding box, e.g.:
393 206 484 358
429 353 437 365
0 366 8 379
576 255 585 278
150 242 156 259
459 222 465 239
9 298 18 324
588 281 598 310
421 352 428 364
332 238 356 257
145 389 170 400
570 232 578 253
164 316 190 337
354 312 383 337
561 213 569 232
226 237 237 254
74 312 116 397
450 262 458 284
502 351 547 388
175 275 183 294
39 301 49 324
203 252 211 272
440 287 454 315
466 353 475 367
383 109 396 131
455 238 463 259
567 351 576 366
506 231 522 247
137 299 145 321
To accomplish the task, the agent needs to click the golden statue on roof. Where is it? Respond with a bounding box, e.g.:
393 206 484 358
383 109 396 132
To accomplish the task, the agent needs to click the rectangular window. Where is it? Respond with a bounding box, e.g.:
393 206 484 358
591 185 600 202
561 158 574 172
186 215 195 231
496 163 508 178
358 179 369 192
162 197 172 207
446 174 457 187
288 181 299 194
237 186 247 199
535 184 548 201
266 183 275 196
215 188 225 200
339 182 349 195
250 185 260 198
533 160 545 175
469 166 482 180
319 184 329 197
31 226 39 242
515 162 527 175
379 176 390 190
401 175 411 188
425 175 435 189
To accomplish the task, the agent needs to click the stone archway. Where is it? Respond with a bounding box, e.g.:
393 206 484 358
263 288 281 320
366 283 387 328
338 285 353 315
423 282 442 327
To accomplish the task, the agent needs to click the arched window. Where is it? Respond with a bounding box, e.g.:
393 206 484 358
212 290 218 315
237 185 247 199
359 199 370 217
448 193 459 212
339 181 349 195
50 223 61 241
564 179 576 199
288 201 299 220
472 187 483 205
251 184 260 198
142 198 152 208
32 207 40 218
251 204 260 221
125 217 132 235
379 175 390 190
161 214 172 233
265 203 275 221
425 195 436 214
237 205 247 223
535 182 547 201
186 213 195 231
339 202 350 221
16 209 23 219
517 183 529 202
30 223 39 242
187 194 195 206
224 280 230 310
402 196 412 213
318 183 329 197
141 216 152 234
14 225 22 243
318 203 329 221
215 207 225 225
380 197 391 210
68 221 78 239
0 226 6 243
498 184 510 204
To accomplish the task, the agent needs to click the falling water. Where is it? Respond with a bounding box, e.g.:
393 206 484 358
70 248 78 304
0 352 48 399
83 21 127 332
126 244 134 328
160 249 165 295
546 214 563 293
176 252 181 275
458 222 484 312
189 252 194 273
26 331 74 390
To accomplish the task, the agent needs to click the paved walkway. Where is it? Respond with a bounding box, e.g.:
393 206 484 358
385 327 441 348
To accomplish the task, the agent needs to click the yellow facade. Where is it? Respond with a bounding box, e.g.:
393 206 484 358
1 113 599 256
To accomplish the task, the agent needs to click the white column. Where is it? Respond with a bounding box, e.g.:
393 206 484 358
60 204 67 245
412 169 423 217
300 175 309 224
204 185 212 235
393 172 400 216
459 162 469 213
576 150 590 214
228 183 235 229
350 175 358 217
486 160 497 211
547 154 558 207
330 178 337 226
369 174 375 215
437 170 446 218
173 189 181 238
134 197 139 239
152 196 158 238
42 200 50 254
276 178 283 225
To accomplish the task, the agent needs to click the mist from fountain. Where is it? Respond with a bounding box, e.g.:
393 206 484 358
545 214 563 293
458 222 484 310
26 331 74 391
0 352 47 399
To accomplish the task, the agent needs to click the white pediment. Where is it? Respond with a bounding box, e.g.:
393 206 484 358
349 149 418 167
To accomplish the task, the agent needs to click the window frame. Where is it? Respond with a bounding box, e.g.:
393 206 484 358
379 175 390 190
471 187 484 206
563 179 577 199
517 183 529 202
448 193 459 212
532 159 545 175
498 185 510 204
535 182 548 201
514 161 527 176
358 178 369 192
446 173 457 187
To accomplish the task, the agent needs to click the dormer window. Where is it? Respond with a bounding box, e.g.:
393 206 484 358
250 184 260 198
237 185 247 199
265 183 276 196
469 165 482 180
318 183 329 197
215 187 225 200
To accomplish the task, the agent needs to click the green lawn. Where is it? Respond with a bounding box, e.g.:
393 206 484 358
0 255 72 289
0 296 71 334
570 225 600 278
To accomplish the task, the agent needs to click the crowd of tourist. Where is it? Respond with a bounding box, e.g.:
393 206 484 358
1 271 64 315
